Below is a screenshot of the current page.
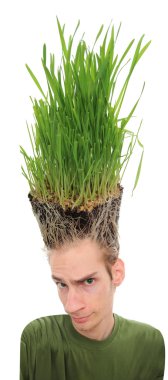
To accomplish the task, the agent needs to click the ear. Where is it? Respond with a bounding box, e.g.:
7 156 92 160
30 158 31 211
111 258 125 286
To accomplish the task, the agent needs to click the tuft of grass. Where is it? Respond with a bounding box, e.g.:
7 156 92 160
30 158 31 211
20 17 151 208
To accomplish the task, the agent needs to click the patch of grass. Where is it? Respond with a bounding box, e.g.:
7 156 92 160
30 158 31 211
20 17 151 208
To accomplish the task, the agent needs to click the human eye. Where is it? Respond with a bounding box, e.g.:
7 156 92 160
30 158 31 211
56 282 67 289
84 278 95 285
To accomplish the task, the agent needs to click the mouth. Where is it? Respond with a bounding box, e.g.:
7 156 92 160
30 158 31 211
71 314 92 324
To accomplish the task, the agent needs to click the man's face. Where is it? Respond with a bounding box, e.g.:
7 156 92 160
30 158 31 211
49 238 123 340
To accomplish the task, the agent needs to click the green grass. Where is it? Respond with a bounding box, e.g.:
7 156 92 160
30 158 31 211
20 17 151 208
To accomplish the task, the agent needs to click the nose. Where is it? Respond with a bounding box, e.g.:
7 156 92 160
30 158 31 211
64 287 85 314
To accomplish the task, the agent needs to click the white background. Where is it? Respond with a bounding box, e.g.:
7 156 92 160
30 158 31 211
0 0 167 378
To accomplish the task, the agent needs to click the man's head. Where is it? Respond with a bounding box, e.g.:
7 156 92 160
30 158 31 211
49 237 125 340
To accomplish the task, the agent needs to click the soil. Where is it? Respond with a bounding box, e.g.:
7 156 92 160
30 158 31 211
28 184 123 250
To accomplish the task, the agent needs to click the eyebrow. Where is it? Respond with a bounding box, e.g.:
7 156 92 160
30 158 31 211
51 272 98 284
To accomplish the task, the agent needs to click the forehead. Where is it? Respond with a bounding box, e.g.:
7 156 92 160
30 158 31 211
49 238 105 278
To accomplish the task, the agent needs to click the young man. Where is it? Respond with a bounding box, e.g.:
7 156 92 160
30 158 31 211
20 19 164 379
20 237 165 380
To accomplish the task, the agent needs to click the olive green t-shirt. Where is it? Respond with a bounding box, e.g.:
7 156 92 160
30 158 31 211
20 314 165 380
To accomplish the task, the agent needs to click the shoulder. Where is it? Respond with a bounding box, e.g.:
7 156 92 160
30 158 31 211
21 314 68 345
117 314 164 340
115 315 165 378
20 315 69 378
116 314 165 355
